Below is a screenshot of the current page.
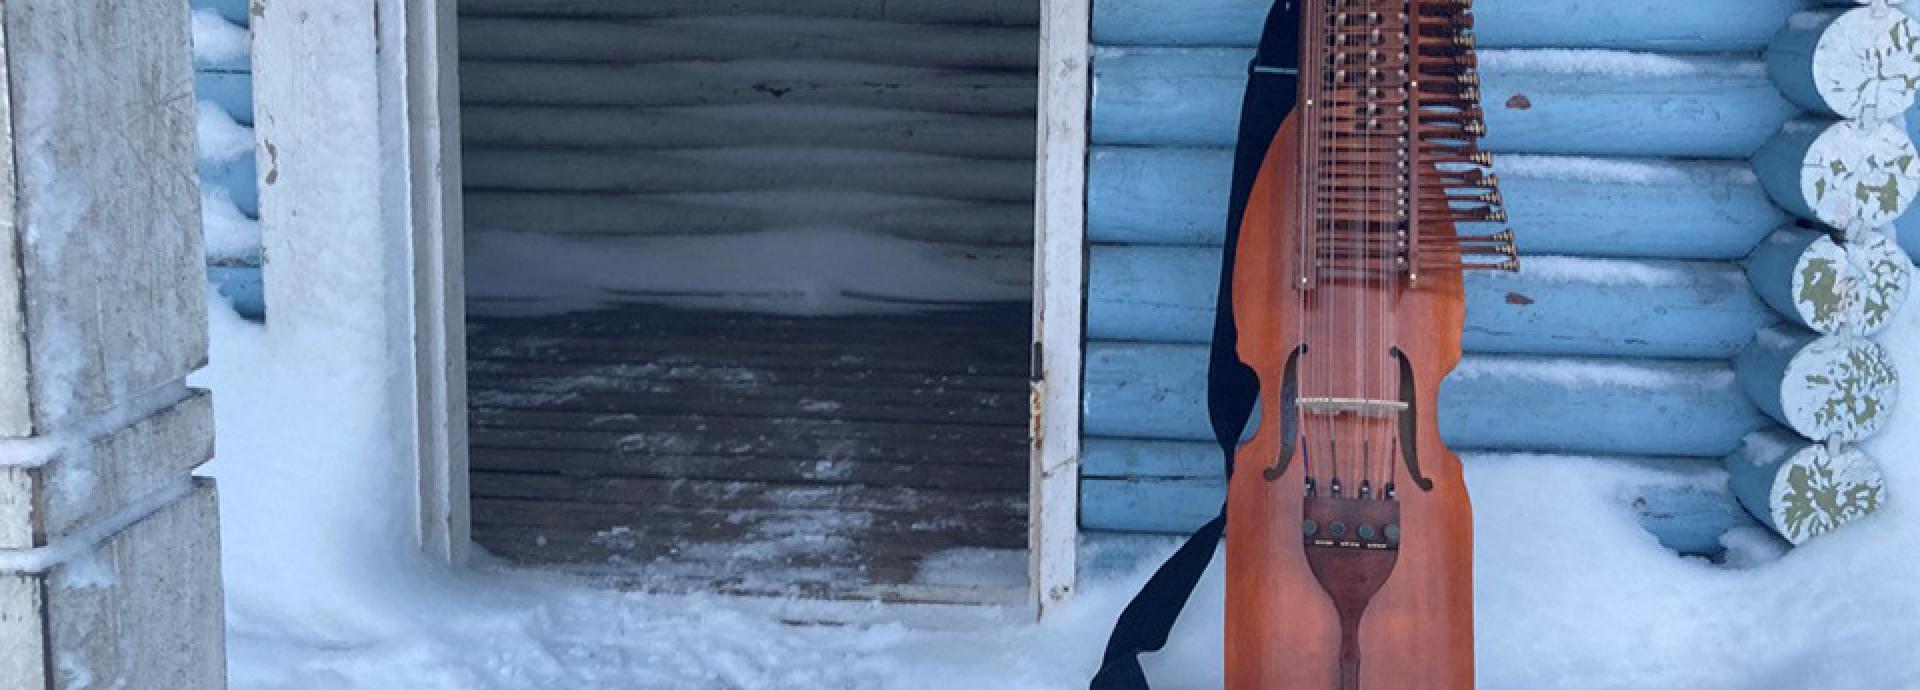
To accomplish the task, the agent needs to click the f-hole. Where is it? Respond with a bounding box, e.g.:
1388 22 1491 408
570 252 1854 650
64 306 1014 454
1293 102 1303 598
1390 347 1435 492
1262 344 1307 481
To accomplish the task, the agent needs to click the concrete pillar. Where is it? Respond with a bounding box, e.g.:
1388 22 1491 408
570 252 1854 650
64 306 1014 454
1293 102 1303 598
0 2 225 689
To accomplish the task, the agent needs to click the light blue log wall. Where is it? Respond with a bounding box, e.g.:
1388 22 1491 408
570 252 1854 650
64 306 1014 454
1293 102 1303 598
193 0 266 319
1080 0 1819 556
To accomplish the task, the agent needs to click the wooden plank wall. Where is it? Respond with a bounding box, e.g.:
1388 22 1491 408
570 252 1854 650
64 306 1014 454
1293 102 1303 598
456 0 1043 284
192 0 266 319
1080 0 1820 556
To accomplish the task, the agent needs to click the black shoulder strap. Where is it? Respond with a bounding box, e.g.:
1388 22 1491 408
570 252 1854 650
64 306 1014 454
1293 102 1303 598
1088 3 1302 687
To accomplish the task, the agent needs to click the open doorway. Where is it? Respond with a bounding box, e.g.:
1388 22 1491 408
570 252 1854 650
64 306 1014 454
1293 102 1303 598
453 0 1042 602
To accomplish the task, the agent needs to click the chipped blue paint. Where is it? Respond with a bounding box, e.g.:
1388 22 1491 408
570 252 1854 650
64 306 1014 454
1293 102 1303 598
1087 246 1778 358
1083 343 1771 457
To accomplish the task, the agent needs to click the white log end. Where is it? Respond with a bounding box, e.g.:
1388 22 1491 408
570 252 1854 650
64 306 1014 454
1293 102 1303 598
1773 8 1920 119
1773 331 1901 441
1756 120 1920 231
1726 429 1886 545
1750 226 1913 335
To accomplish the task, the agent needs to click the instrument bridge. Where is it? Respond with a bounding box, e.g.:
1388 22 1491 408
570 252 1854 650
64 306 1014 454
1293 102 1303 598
1297 396 1408 417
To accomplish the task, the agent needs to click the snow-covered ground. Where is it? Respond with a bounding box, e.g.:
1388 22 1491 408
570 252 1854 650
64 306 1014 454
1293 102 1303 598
197 270 1920 688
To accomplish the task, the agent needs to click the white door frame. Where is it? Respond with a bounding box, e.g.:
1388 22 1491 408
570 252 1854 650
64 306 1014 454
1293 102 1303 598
1031 0 1092 614
402 0 472 568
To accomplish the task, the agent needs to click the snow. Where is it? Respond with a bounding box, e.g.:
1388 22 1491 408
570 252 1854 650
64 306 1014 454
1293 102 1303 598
196 85 260 264
1509 255 1746 288
465 229 1030 317
1449 354 1734 392
198 264 1920 688
191 9 249 66
197 102 255 165
1494 154 1759 186
202 186 263 264
1479 50 1768 78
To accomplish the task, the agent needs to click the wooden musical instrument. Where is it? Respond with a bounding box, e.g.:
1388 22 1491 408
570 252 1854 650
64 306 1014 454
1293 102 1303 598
1223 1 1513 687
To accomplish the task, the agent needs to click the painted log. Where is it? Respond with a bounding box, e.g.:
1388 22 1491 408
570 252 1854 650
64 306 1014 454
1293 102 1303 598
1079 471 1751 556
1752 119 1920 232
1091 0 1806 52
1724 427 1885 545
455 0 1042 26
461 105 1035 160
1088 148 1786 258
1767 8 1920 120
462 149 1034 203
1091 47 1797 157
206 265 265 321
196 154 259 218
193 71 252 126
459 16 1037 70
459 60 1036 116
464 191 1033 246
1082 343 1769 457
1734 325 1900 442
1087 246 1776 358
1746 226 1911 336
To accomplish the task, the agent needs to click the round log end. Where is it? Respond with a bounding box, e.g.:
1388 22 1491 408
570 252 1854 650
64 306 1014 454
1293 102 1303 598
1844 229 1914 336
1787 120 1920 231
1727 433 1885 545
1758 227 1913 335
1780 334 1900 441
1797 8 1920 118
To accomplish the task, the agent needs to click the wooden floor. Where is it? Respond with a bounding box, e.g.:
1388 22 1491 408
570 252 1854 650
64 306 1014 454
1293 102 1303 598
466 304 1033 602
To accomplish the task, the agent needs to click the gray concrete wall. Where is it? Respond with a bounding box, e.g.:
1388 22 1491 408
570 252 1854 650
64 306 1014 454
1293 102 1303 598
0 2 225 688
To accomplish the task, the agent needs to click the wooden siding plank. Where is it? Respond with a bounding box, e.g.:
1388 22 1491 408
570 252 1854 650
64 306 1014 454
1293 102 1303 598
463 148 1035 203
1091 48 1797 156
470 447 1029 492
462 105 1035 161
1087 147 1785 257
1087 247 1779 358
470 425 1023 468
472 474 1026 517
460 60 1036 115
458 16 1037 70
464 191 1033 246
1083 344 1771 457
1091 0 1807 51
456 0 1042 27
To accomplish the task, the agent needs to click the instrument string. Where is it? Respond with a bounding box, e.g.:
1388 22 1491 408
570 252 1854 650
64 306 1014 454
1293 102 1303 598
1316 0 1335 495
1357 0 1372 497
1295 0 1320 494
